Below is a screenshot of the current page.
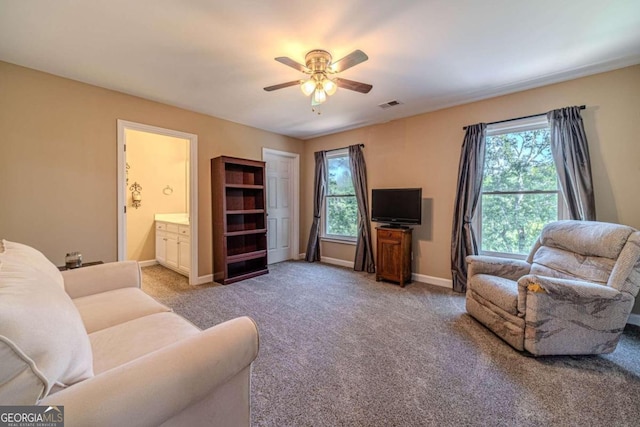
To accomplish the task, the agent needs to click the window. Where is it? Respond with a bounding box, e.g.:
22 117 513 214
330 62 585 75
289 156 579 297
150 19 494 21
324 149 357 241
477 117 565 257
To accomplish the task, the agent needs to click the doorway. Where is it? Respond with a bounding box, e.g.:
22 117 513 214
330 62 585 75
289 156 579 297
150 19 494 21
262 148 300 264
117 120 199 284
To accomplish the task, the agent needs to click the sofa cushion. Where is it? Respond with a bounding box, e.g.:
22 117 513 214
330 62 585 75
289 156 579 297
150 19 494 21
468 273 519 315
88 312 200 375
0 261 94 404
0 239 64 290
73 288 172 334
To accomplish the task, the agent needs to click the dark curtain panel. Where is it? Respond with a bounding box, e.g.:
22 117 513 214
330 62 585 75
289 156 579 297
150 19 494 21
451 123 487 293
547 106 596 221
348 145 375 273
305 150 327 262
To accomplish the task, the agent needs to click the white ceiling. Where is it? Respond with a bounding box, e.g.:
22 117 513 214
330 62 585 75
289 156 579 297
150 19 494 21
1 1 639 140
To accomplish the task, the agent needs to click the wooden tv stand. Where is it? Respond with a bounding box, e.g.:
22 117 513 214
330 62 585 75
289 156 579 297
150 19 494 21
375 226 412 287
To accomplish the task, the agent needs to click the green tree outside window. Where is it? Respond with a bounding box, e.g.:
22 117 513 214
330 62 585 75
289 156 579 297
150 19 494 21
480 126 560 255
326 153 357 238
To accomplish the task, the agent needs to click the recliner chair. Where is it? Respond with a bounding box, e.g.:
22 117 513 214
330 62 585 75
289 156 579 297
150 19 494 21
466 220 640 355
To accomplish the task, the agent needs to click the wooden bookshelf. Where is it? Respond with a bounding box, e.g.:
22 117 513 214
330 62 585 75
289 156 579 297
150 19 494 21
211 156 269 284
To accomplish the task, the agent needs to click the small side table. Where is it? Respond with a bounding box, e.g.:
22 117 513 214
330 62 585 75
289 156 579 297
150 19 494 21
376 227 412 287
58 261 104 271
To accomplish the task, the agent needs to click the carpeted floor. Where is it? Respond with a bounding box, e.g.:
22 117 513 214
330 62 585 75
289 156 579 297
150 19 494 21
141 262 640 427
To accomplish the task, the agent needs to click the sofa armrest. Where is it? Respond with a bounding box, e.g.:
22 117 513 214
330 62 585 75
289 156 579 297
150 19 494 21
63 261 141 299
40 316 260 427
466 255 531 281
517 275 635 355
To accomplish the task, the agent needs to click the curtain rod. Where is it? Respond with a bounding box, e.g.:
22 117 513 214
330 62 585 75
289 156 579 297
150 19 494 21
462 105 586 130
326 144 364 153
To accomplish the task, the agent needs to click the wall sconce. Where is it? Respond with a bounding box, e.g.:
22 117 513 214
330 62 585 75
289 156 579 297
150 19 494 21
130 182 142 209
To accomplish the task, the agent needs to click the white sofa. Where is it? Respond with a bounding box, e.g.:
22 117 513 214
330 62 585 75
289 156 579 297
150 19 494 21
0 240 259 426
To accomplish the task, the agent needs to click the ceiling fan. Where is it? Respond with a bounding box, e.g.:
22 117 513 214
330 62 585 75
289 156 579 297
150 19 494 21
264 49 373 112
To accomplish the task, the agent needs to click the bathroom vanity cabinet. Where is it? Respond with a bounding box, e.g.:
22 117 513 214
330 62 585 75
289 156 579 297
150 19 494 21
155 215 190 277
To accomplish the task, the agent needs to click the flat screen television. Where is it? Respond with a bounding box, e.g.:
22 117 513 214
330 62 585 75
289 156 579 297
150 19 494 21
371 188 422 226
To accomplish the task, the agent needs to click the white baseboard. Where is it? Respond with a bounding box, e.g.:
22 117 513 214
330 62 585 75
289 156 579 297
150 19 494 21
411 273 453 289
320 256 452 288
301 253 451 288
300 252 354 269
195 274 213 285
628 313 640 327
321 256 355 269
138 260 159 267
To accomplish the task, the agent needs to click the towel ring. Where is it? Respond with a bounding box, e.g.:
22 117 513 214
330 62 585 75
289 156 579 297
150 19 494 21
163 185 173 195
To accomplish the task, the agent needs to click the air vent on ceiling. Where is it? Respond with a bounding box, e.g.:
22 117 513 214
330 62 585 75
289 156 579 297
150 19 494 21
378 100 403 109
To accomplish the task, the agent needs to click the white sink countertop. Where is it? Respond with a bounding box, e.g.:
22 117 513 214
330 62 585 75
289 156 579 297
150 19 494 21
155 213 189 225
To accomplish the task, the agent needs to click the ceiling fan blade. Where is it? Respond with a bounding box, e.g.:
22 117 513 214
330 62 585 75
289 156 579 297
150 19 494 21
275 57 311 73
335 77 372 94
263 80 302 92
330 50 368 73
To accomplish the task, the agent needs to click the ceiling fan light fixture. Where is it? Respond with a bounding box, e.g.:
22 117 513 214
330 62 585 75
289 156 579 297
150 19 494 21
313 87 327 104
322 77 337 96
300 78 316 96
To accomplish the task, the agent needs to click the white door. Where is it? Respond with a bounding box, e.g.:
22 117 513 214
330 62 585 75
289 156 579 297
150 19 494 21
264 152 294 264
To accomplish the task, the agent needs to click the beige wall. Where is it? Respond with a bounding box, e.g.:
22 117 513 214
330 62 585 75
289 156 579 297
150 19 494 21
303 65 640 312
2 60 639 314
0 61 304 276
125 130 189 262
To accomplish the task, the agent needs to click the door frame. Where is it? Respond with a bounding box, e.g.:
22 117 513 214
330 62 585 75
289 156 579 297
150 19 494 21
262 148 300 262
117 120 199 285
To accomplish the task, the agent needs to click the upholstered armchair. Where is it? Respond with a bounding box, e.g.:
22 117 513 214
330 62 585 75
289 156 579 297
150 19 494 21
466 220 640 356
